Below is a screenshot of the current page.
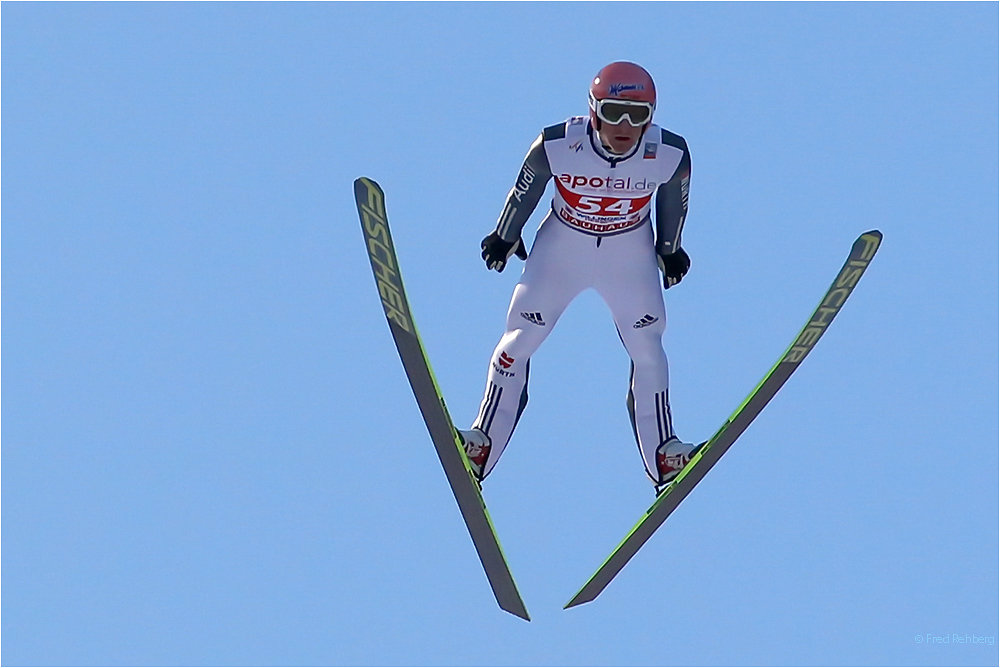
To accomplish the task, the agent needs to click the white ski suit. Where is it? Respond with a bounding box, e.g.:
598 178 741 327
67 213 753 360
473 115 691 482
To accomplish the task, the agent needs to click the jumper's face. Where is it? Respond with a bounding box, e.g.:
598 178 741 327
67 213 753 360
597 118 644 155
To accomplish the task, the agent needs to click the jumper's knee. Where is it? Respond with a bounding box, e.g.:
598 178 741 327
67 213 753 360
620 327 667 369
498 325 549 361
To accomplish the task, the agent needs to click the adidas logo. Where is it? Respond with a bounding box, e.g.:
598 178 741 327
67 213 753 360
633 314 659 329
520 311 546 326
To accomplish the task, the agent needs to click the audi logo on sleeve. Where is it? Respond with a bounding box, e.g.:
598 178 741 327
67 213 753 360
544 116 684 237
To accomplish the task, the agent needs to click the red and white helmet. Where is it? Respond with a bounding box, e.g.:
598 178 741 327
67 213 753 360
588 61 657 129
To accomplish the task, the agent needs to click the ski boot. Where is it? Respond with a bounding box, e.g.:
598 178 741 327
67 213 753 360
458 427 492 481
655 437 701 494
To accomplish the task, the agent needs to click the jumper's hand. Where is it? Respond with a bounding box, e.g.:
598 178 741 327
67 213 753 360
658 248 690 289
481 232 527 272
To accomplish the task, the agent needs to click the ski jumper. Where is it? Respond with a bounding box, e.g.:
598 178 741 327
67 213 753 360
472 116 691 482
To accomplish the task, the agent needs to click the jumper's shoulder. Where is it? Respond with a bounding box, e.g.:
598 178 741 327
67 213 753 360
543 122 566 141
659 126 689 154
542 116 588 142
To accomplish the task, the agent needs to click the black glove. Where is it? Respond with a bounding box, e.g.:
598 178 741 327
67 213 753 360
481 231 527 272
658 248 690 289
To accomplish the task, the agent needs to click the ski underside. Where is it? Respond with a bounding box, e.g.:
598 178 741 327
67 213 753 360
565 229 883 609
354 177 530 621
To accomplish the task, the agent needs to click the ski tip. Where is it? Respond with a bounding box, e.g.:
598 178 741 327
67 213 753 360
354 176 383 193
854 230 883 261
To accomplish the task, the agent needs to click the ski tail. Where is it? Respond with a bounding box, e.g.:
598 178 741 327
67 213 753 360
565 230 882 609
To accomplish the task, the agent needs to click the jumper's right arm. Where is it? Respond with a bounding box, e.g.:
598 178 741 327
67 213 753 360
482 132 553 271
495 133 553 242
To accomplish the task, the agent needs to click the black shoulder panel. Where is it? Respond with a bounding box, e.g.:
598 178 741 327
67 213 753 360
543 122 567 141
660 128 688 152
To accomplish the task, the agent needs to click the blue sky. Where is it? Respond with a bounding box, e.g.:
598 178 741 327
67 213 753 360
3 3 997 666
